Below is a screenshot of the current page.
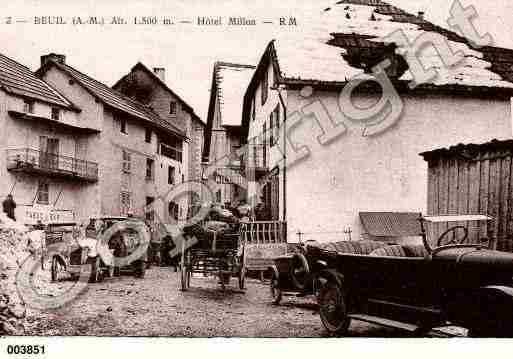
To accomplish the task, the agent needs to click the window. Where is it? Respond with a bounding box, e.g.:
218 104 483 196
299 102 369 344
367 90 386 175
146 158 155 181
263 122 267 167
269 113 274 147
216 190 221 203
145 128 152 143
51 108 60 121
146 197 155 221
36 181 49 205
270 104 280 147
261 68 268 105
168 166 175 185
122 150 131 173
168 201 179 221
120 118 127 134
24 100 35 114
170 101 177 115
120 191 131 215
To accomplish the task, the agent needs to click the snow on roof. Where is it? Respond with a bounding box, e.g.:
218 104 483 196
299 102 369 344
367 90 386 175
272 0 513 89
273 38 364 83
216 63 255 126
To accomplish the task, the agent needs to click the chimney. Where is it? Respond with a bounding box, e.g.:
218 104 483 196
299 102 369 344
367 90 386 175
41 53 66 67
417 11 425 19
153 67 166 82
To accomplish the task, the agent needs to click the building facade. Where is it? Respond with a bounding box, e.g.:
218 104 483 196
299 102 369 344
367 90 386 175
114 63 204 212
0 52 100 225
33 54 191 225
203 62 255 206
241 0 513 244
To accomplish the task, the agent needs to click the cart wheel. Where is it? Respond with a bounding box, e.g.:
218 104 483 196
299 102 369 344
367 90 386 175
106 265 115 278
318 279 350 336
180 263 190 291
89 256 102 283
51 256 60 282
238 267 246 290
270 272 282 305
238 251 246 290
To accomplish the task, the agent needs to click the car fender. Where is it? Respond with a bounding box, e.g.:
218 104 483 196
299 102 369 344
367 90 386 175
314 269 344 294
444 285 513 335
268 265 279 280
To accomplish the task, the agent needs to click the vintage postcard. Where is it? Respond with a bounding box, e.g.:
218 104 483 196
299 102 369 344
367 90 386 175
1 0 513 356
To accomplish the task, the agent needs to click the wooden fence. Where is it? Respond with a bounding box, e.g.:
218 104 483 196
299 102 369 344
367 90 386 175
421 140 513 251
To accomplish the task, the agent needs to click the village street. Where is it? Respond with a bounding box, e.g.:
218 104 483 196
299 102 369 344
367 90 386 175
21 267 466 337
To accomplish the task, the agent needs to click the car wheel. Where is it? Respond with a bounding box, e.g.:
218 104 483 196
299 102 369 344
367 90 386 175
51 257 60 282
89 256 101 283
290 253 310 291
270 272 282 305
318 280 351 335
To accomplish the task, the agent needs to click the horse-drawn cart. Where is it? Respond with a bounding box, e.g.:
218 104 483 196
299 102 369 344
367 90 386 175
179 222 246 291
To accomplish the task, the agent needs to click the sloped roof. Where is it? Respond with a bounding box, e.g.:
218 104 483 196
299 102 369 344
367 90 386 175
216 62 255 126
114 62 200 121
270 0 513 89
420 139 513 162
37 60 186 138
203 62 255 161
0 52 75 109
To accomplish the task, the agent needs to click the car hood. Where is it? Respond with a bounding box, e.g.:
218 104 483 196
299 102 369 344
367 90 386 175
433 247 513 269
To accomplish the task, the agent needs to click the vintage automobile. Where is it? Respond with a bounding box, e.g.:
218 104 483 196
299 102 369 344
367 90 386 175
46 221 113 283
50 216 149 282
307 215 513 337
84 216 149 278
269 240 387 304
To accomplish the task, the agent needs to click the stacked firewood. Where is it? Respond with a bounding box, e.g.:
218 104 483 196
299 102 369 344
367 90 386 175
0 213 31 335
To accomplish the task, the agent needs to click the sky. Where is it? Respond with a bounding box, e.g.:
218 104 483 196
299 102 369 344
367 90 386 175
1 0 513 121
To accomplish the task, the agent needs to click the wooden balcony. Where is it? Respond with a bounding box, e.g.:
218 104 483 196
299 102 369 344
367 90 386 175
6 148 99 182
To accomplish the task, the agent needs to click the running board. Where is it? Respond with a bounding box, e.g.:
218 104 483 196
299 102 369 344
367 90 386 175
349 314 420 332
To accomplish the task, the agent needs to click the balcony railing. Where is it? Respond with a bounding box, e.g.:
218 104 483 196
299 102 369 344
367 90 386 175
6 148 99 182
160 143 182 162
240 221 287 245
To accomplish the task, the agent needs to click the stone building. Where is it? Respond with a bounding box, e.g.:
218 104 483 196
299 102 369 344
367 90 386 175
33 53 190 224
203 62 255 206
0 52 97 224
240 0 513 243
113 63 205 212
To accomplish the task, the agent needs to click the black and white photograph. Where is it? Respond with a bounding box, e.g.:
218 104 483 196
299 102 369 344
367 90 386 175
2 0 513 356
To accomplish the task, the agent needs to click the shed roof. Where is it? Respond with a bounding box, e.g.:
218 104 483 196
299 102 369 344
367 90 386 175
360 212 423 237
0 52 75 109
420 139 513 162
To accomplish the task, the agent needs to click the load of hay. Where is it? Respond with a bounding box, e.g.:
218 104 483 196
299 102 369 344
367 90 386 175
0 213 31 335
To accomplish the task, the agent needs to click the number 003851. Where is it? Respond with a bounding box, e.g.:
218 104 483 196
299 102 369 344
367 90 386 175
6 345 45 355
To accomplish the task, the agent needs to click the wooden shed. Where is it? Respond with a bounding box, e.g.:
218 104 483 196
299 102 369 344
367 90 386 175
420 139 513 252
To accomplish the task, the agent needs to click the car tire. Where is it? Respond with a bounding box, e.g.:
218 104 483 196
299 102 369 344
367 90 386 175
270 272 282 305
89 256 102 283
290 253 310 291
318 279 351 336
51 257 60 282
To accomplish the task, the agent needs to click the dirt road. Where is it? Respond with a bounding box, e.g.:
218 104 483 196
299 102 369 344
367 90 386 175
24 267 464 337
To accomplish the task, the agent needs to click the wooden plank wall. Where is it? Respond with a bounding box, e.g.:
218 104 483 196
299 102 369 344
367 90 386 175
427 151 513 251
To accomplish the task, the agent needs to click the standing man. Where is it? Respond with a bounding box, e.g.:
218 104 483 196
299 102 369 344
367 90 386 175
2 194 16 221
